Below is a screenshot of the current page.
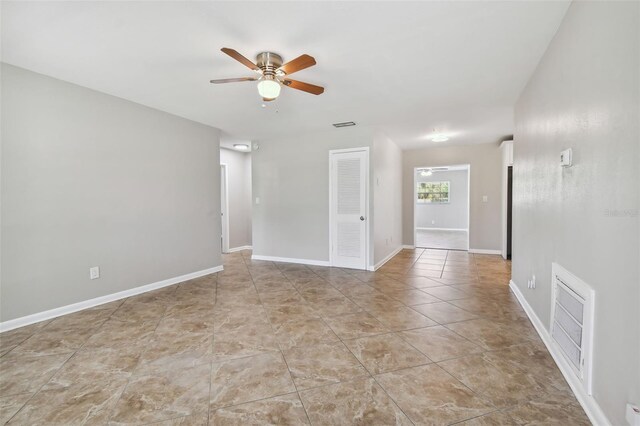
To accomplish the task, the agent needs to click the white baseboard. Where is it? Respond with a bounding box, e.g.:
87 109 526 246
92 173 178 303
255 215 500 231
416 227 468 232
509 281 611 426
251 254 330 267
227 245 252 253
469 248 502 255
0 265 224 333
402 245 416 249
372 246 403 271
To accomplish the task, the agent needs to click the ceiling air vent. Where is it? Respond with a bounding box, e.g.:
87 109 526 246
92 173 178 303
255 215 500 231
333 121 356 128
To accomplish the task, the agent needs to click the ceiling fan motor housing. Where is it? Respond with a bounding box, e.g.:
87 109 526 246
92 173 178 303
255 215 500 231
256 52 284 77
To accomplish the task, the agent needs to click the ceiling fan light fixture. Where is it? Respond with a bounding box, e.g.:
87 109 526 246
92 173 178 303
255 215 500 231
257 79 281 99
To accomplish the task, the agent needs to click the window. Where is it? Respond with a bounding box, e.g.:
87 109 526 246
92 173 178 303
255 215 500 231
417 181 450 203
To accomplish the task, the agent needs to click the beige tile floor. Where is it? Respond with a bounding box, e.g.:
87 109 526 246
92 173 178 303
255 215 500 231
0 249 591 425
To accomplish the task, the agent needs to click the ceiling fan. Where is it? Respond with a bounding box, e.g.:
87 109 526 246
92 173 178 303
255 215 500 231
210 48 324 102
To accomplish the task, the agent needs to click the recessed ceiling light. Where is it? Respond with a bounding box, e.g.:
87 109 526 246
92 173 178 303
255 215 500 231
234 144 249 151
431 134 449 142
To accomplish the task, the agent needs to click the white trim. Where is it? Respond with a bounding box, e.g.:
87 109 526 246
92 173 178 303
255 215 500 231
509 281 611 426
251 254 330 267
327 147 368 155
371 246 403 271
468 248 502 255
228 245 252 253
220 163 230 254
416 227 468 232
500 141 513 260
0 265 224 332
402 245 416 249
329 147 370 270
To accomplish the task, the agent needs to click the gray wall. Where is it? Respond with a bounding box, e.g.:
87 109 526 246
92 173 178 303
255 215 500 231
416 169 469 230
403 143 502 250
513 1 639 424
1 64 222 322
220 148 252 249
252 127 374 263
373 132 403 265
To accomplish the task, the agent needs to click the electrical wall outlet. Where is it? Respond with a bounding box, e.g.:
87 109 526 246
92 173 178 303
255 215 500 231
527 274 537 289
560 148 573 167
89 266 100 280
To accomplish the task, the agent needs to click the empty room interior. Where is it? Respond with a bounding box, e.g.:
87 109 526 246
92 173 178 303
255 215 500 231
1 1 638 425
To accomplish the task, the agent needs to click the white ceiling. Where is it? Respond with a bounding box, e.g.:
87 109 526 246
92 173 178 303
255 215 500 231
1 1 569 150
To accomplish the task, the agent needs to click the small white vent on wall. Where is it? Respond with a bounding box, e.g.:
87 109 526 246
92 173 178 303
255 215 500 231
550 263 595 395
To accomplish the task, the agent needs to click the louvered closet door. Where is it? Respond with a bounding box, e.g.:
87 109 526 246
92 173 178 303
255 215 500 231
330 149 368 270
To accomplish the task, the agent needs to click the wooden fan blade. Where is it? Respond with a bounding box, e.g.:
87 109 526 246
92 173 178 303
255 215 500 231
277 54 316 75
210 77 258 84
221 48 260 71
281 78 324 95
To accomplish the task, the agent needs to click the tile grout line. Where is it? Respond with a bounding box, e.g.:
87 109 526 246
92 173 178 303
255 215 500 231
284 263 404 423
342 343 417 426
3 304 127 424
104 285 178 424
305 264 417 424
305 257 443 425
4 283 182 423
245 256 314 425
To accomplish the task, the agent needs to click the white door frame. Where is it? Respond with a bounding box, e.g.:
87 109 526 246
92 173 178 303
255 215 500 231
500 140 514 259
413 164 471 251
329 147 370 270
220 163 230 254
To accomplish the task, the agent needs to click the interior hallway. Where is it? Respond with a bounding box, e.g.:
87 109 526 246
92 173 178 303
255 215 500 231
0 250 589 424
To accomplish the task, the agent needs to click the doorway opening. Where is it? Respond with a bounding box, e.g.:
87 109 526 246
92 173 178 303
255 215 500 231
501 140 513 259
413 164 470 251
219 146 253 254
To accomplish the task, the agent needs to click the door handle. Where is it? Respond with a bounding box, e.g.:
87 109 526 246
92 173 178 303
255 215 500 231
360 216 365 221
